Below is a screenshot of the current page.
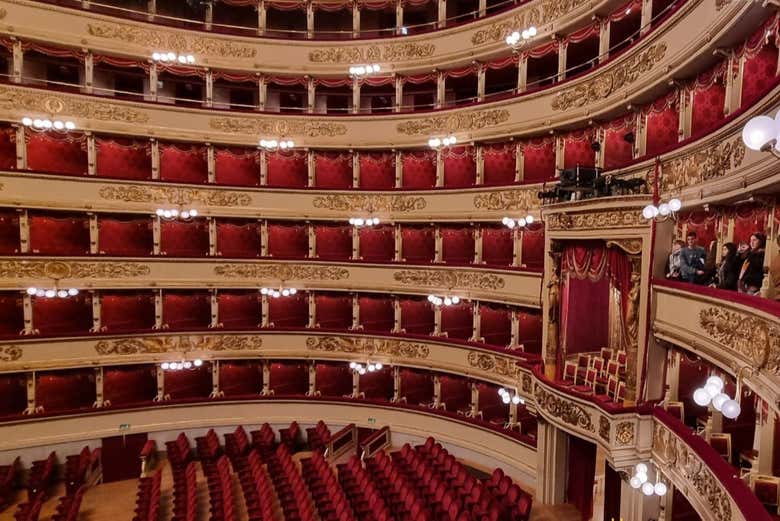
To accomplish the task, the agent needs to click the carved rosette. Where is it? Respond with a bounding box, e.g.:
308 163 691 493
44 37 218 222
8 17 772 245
466 351 523 379
0 345 22 362
0 86 148 123
312 195 426 213
699 307 780 373
309 43 435 63
209 118 347 138
546 209 647 231
615 421 635 445
397 109 510 136
393 270 505 291
534 385 594 432
599 416 611 442
470 0 588 45
214 264 350 281
0 260 150 279
99 186 251 207
305 336 429 359
659 138 746 193
473 189 536 211
95 335 263 355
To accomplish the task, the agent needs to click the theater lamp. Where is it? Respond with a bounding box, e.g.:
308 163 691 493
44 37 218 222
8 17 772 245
349 361 384 375
428 135 457 149
26 287 79 298
505 26 537 47
497 388 524 405
427 294 461 307
742 112 780 157
161 358 203 371
628 463 667 496
349 64 381 76
692 375 741 419
21 117 75 131
502 215 535 229
642 198 682 221
349 217 380 227
259 139 294 150
261 287 297 298
155 207 198 220
152 52 195 65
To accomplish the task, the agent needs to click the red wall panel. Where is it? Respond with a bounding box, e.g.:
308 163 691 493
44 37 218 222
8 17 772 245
481 226 513 266
163 291 212 330
29 213 90 255
268 293 308 328
441 226 474 264
359 152 395 189
441 302 473 340
267 223 308 258
315 293 352 329
316 363 353 397
359 226 394 262
216 220 261 258
36 369 96 412
358 295 394 332
215 147 260 186
315 151 352 188
483 143 516 186
27 132 87 176
0 293 23 338
219 361 263 396
315 225 352 260
159 144 208 184
33 295 92 336
400 369 433 406
98 216 153 256
218 291 261 329
0 211 19 254
101 292 156 333
269 361 308 395
402 151 436 189
103 365 157 405
0 373 27 416
96 137 151 180
401 226 435 263
160 220 209 257
267 150 308 188
164 364 212 400
400 298 434 335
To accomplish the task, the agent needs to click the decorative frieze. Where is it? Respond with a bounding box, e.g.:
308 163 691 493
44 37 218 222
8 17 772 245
659 138 745 193
616 421 635 445
466 351 523 379
397 109 509 136
470 0 589 45
209 118 347 138
0 86 148 123
534 385 594 432
309 43 435 63
599 416 611 442
0 260 150 279
0 345 22 362
473 189 536 211
393 270 505 291
98 186 251 206
94 335 263 355
546 209 647 231
699 307 780 374
305 335 429 359
312 194 426 212
214 264 350 281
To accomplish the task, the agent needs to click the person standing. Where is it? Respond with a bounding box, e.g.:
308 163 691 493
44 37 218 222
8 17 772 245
713 242 740 291
679 231 706 284
739 232 766 295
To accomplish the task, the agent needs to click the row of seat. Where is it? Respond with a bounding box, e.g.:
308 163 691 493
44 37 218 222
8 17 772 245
13 492 44 521
50 486 87 521
170 461 198 521
266 444 318 521
195 429 222 462
300 451 356 521
0 458 19 511
202 455 237 521
132 469 162 521
305 420 332 453
338 454 393 521
64 446 99 496
231 449 277 521
26 452 57 497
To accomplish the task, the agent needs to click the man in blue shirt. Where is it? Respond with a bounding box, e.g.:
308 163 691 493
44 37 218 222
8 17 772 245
679 231 706 284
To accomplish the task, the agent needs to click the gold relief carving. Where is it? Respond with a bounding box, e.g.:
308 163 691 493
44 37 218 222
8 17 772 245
0 345 22 362
396 109 510 136
715 0 731 9
99 186 251 207
546 209 647 231
0 86 148 124
0 260 150 279
473 189 536 211
87 23 256 58
470 0 588 45
659 138 745 193
214 264 350 281
599 416 610 442
615 421 635 445
209 117 346 138
305 336 429 359
699 307 780 373
0 8 7 19
393 270 505 290
95 335 263 355
312 194 426 213
309 43 435 63
606 239 643 255
534 385 594 432
551 44 667 111
521 374 532 393
467 351 522 379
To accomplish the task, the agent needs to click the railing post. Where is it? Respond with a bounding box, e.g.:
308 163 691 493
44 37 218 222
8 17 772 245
15 125 26 170
91 291 102 333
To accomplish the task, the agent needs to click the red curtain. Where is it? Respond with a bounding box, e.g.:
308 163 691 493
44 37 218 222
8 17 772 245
441 226 474 264
160 220 209 257
563 131 595 169
567 436 597 520
218 291 260 329
517 310 542 353
522 138 556 183
163 291 211 330
268 293 308 328
439 375 470 413
315 293 352 329
442 146 476 188
477 382 508 423
315 225 352 260
441 302 472 340
215 147 260 187
315 151 352 189
483 143 516 186
359 152 395 189
0 293 23 338
103 366 157 405
400 297 434 335
562 276 610 354
358 295 394 332
267 150 308 188
164 364 212 400
159 144 208 184
731 204 768 244
26 131 87 176
690 64 726 137
402 151 436 189
316 363 352 397
481 226 513 266
96 137 152 180
0 373 27 416
0 211 20 254
359 225 394 262
400 369 433 406
36 369 96 412
269 362 308 395
645 93 680 157
101 292 155 332
98 216 153 256
480 304 511 346
29 213 89 255
267 222 308 258
603 116 635 170
0 125 16 171
401 226 435 263
216 220 261 258
521 223 545 269
359 367 393 400
678 210 719 248
741 45 779 108
220 361 263 397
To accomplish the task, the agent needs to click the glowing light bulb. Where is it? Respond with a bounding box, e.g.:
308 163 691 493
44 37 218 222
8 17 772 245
282 289 290 296
526 215 534 224
706 375 724 391
368 364 376 372
451 296 460 304
261 288 269 295
27 287 37 295
635 463 648 475
658 203 671 216
518 217 527 227
152 52 161 60
64 121 76 130
629 476 641 489
693 387 712 406
636 471 648 484
161 362 170 370
189 209 198 217
511 395 521 405
372 217 380 225
193 359 203 367
183 361 192 369
668 198 682 212
36 289 45 297
68 288 79 296
56 289 68 298
167 52 176 61
654 482 667 496
180 211 190 219
21 117 32 126
444 297 452 306
350 362 357 369
721 399 741 419
156 209 165 216
501 394 510 404
289 288 297 295
375 363 382 370
641 482 655 496
45 289 56 298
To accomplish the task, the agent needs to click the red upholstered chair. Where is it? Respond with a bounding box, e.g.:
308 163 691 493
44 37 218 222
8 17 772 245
752 475 780 514
709 433 732 464
600 347 613 362
562 361 578 385
615 381 626 402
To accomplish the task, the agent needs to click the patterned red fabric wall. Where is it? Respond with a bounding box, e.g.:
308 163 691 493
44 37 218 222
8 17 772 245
563 131 595 169
269 362 308 395
0 125 16 171
216 220 261 258
267 150 308 188
691 82 725 137
359 152 395 189
481 226 513 266
731 204 769 245
0 293 23 338
603 124 634 170
160 220 209 256
401 226 435 263
315 293 352 329
521 223 545 269
400 369 433 406
441 302 473 340
441 227 474 264
358 295 394 332
163 291 212 330
358 225 394 261
517 310 542 354
215 147 260 186
316 363 352 397
439 375 470 413
315 224 352 260
442 146 476 188
103 365 157 405
101 291 156 332
678 210 719 248
26 132 87 176
33 294 92 336
29 213 90 255
218 291 260 329
645 95 680 157
159 144 208 184
400 297 434 335
483 143 516 186
268 293 309 328
98 216 153 256
267 222 308 258
741 45 778 107
0 373 27 416
359 367 393 400
36 369 96 412
164 364 212 400
477 382 508 424
315 151 352 188
219 361 263 396
402 151 436 189
0 211 20 254
522 139 556 183
479 304 511 346
96 138 151 180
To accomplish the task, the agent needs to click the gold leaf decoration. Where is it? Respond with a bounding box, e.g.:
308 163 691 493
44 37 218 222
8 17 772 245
393 270 505 290
214 264 350 281
546 209 647 231
615 421 635 445
0 8 7 19
397 109 510 136
99 186 251 207
659 138 745 193
309 43 435 63
551 44 667 111
473 189 536 211
312 195 426 212
599 416 611 442
0 345 22 362
534 385 594 432
305 336 429 359
521 374 532 393
471 0 589 45
209 117 346 138
699 307 780 373
95 335 263 355
0 260 150 279
467 351 522 379
606 239 643 255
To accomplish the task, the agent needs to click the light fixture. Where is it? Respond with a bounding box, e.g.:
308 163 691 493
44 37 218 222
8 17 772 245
691 374 741 419
22 117 76 131
349 361 384 375
642 198 682 221
26 286 79 298
155 208 198 221
259 139 294 151
161 358 203 371
427 294 462 307
505 26 537 47
348 217 380 227
428 135 457 149
400 26 408 35
260 286 298 299
501 215 535 229
742 112 780 156
497 388 524 405
152 52 195 64
629 463 667 496
349 64 381 76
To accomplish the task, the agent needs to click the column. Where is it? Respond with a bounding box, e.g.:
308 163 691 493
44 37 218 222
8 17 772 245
261 293 269 327
433 305 442 335
86 133 96 175
723 52 739 116
150 139 160 179
306 2 314 39
206 143 216 183
754 404 776 475
392 366 401 402
508 399 518 428
352 368 360 398
153 289 164 329
509 311 521 349
476 64 486 102
15 125 26 170
308 222 316 258
474 225 483 264
678 86 692 140
394 76 403 112
260 220 269 256
640 0 653 36
84 52 94 94
307 361 317 396
595 127 606 169
351 224 360 260
307 149 315 186
307 77 315 113
392 296 402 333
261 361 271 395
154 366 165 401
394 149 403 187
554 135 564 173
517 54 528 93
352 2 360 38
394 224 403 261
433 225 443 262
351 294 360 330
469 382 479 417
435 71 445 109
259 149 268 185
598 19 610 64
257 75 267 111
352 150 360 187
148 64 158 101
90 291 102 333
205 70 214 108
11 40 23 84
470 301 481 342
635 112 647 158
147 0 156 21
18 209 30 254
352 78 361 114
477 0 486 17
152 216 161 255
209 289 219 328
591 449 608 521
475 144 484 185
664 349 681 402
88 213 98 254
22 293 36 335
432 374 441 407
24 372 36 414
437 0 446 29
557 40 567 83
535 420 567 503
94 367 104 407
395 0 403 34
210 361 221 398
435 149 444 187
307 292 317 328
257 1 266 35
515 142 524 182
204 1 213 30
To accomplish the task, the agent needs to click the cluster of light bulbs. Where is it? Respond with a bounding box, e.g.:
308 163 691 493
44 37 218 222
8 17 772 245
348 64 381 76
161 359 203 370
427 295 461 307
497 388 524 405
742 112 780 152
642 198 682 220
21 118 76 131
26 287 79 298
155 208 198 220
629 463 667 496
505 26 537 46
501 215 535 229
348 217 380 227
260 287 297 298
693 375 741 419
259 139 295 150
428 135 457 148
152 52 195 64
349 361 383 375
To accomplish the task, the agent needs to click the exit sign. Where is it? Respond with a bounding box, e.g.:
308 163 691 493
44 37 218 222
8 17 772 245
119 423 130 431
367 417 376 424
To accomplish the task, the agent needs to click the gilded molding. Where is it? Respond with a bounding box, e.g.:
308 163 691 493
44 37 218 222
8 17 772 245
305 336 429 359
599 416 610 442
396 109 510 136
659 138 746 193
546 209 647 231
0 8 7 19
616 421 635 445
473 189 535 211
466 351 522 379
87 23 257 58
0 260 150 279
214 264 350 281
393 270 505 290
0 345 22 362
521 374 532 393
551 44 667 111
98 186 251 206
698 307 780 373
312 194 426 212
470 0 588 45
209 117 347 138
606 239 643 255
309 43 435 63
534 385 594 432
95 335 263 355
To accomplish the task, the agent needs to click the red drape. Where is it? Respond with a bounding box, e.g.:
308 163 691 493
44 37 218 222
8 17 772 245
0 373 27 416
731 204 768 244
567 436 597 521
315 293 352 329
0 293 23 338
215 147 260 187
316 363 352 397
268 293 308 328
269 362 308 395
36 369 96 412
521 223 545 269
358 295 394 332
400 297 434 335
358 225 394 262
677 210 719 248
0 211 20 254
479 304 511 346
160 220 209 257
164 364 212 400
0 125 17 171
483 143 516 186
523 138 556 183
400 368 433 406
644 93 680 157
29 213 90 255
101 292 156 333
402 151 436 189
159 144 208 184
267 150 308 188
563 131 595 169
218 291 260 329
439 375 470 413
103 366 157 405
163 291 211 330
216 220 261 258
441 302 472 340
315 225 352 260
26 131 87 176
481 226 513 266
442 146 476 188
220 361 263 396
315 151 352 189
267 223 308 258
359 152 395 189
741 45 779 108
359 367 393 400
98 216 153 256
96 137 152 180
440 226 474 264
401 226 435 263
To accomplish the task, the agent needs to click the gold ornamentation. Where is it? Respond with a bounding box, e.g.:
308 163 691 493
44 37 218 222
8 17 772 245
534 385 594 432
87 23 256 58
0 260 150 279
214 264 350 281
659 138 746 193
312 195 426 212
0 8 7 19
393 270 505 291
209 117 346 138
0 345 22 362
599 416 610 442
521 374 532 393
309 43 435 63
473 189 536 211
471 0 588 45
306 336 429 359
615 421 635 445
546 209 647 231
699 308 780 373
606 239 643 255
397 109 510 136
95 335 263 355
0 86 148 124
551 44 667 111
467 351 522 379
99 186 251 207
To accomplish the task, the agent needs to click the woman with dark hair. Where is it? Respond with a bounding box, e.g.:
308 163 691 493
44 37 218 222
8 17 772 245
714 242 740 290
739 232 766 295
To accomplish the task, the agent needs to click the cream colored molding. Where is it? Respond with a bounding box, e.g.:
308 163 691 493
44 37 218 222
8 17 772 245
542 196 653 236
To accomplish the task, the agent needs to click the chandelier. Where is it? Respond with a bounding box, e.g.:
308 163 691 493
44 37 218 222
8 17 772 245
26 287 79 298
497 388 524 405
692 375 741 419
641 198 682 220
22 117 75 131
742 112 780 157
629 463 667 496
161 359 203 370
427 295 461 307
505 26 537 47
156 208 198 220
349 361 383 375
259 139 295 150
348 217 380 227
349 64 381 76
152 52 195 65
501 215 535 228
260 287 298 298
428 135 457 149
